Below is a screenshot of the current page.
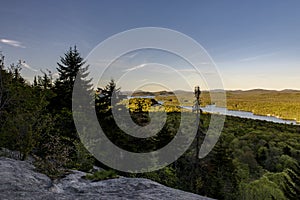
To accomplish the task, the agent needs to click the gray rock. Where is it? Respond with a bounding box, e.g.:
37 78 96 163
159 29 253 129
0 157 214 200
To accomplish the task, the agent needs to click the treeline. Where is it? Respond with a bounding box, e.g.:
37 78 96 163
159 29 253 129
0 47 96 175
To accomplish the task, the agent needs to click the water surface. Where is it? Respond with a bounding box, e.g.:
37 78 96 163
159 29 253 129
183 105 298 125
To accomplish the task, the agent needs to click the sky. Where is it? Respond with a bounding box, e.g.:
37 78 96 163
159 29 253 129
0 0 300 91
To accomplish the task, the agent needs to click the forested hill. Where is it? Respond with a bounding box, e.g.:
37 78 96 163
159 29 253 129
224 89 300 122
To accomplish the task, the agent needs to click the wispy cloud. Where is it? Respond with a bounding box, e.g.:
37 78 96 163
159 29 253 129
123 63 147 72
239 52 277 62
0 38 25 48
21 62 38 72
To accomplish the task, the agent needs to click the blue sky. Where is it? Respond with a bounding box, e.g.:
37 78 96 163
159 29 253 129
0 0 300 90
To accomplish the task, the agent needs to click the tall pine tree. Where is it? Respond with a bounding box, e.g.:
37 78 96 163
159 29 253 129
52 46 92 111
50 46 92 139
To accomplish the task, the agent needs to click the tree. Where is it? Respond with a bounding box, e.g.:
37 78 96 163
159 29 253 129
95 79 120 113
241 176 286 200
0 52 7 112
284 167 300 199
50 46 92 139
51 46 92 111
36 69 53 89
0 56 51 160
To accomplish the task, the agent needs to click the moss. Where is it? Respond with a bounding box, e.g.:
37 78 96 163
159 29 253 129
85 170 118 181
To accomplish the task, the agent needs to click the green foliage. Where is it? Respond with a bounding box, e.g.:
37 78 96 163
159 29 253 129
49 46 92 140
128 98 158 112
0 59 52 160
284 168 300 199
0 48 94 177
1 49 300 200
85 170 118 181
68 141 95 172
34 135 72 178
53 46 91 110
225 90 300 122
241 176 286 200
132 167 179 188
94 94 300 200
95 79 120 112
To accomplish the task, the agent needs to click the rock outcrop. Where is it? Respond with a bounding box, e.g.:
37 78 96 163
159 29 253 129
0 157 214 200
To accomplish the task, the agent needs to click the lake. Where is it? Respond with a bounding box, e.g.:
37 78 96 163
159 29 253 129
182 105 298 125
127 96 298 125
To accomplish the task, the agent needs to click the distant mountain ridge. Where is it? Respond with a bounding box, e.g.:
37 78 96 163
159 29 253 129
122 89 300 96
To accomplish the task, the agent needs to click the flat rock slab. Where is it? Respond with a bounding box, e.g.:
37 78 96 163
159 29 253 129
0 157 214 200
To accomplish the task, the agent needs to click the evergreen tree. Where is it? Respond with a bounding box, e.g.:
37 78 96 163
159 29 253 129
50 46 92 139
0 56 51 160
284 168 300 199
0 52 6 112
51 45 92 111
95 79 120 113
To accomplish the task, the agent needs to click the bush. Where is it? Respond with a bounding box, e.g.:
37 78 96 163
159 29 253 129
34 135 71 179
68 141 95 172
